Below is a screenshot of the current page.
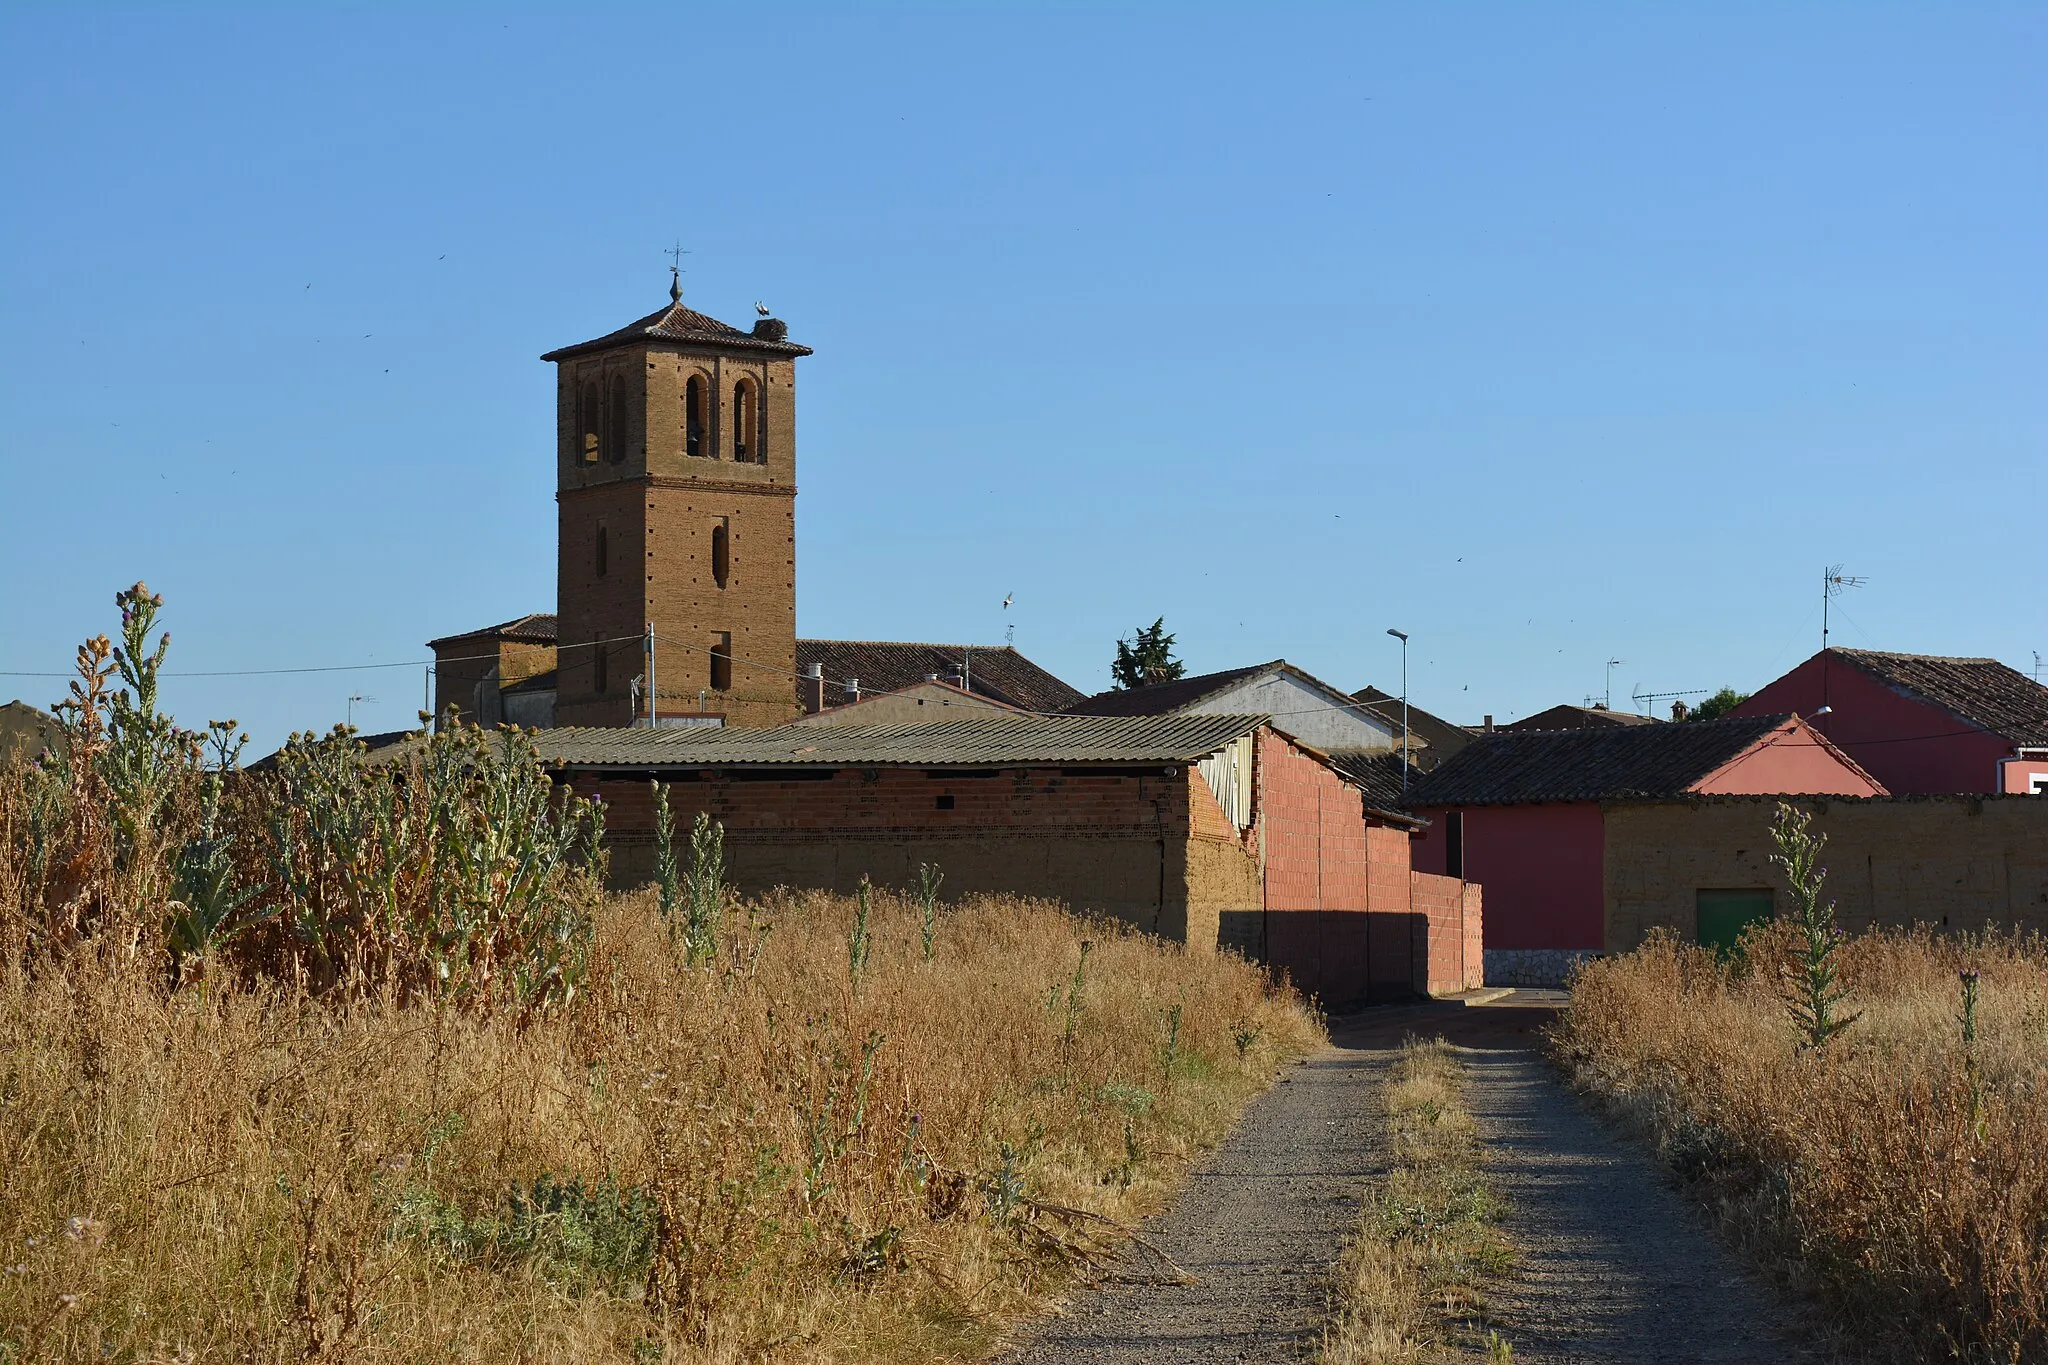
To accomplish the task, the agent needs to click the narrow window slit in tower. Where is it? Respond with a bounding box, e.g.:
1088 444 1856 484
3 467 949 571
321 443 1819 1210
710 634 733 693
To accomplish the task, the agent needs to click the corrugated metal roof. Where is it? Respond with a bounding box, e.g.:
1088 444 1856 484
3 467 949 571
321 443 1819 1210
534 712 1266 769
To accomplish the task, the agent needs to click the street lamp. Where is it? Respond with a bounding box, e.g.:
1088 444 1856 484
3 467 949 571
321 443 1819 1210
1386 629 1409 792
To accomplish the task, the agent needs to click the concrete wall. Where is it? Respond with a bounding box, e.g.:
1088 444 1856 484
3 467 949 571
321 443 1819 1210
1604 795 2048 951
1734 653 2018 794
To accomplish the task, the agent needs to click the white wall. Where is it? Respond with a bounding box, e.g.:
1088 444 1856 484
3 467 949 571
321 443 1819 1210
1187 674 1396 753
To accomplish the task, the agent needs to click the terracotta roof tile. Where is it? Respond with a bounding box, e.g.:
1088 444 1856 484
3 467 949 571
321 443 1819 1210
541 299 811 361
1834 649 2048 744
1406 714 1798 807
797 640 1083 714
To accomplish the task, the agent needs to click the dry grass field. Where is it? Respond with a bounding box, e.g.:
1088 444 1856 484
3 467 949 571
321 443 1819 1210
1555 922 2048 1362
0 587 1322 1362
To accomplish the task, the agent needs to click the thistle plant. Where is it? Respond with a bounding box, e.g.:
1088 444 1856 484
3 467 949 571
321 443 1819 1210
847 876 874 987
682 812 725 967
167 720 267 979
653 782 681 932
915 861 944 962
1062 939 1092 1048
1769 802 1861 1052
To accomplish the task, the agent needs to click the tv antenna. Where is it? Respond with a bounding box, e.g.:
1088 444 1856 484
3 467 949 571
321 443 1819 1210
1822 565 1866 652
1605 658 1625 709
346 694 376 727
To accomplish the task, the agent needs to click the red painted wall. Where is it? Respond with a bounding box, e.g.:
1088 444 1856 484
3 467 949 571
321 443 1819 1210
1691 718 1887 796
1411 802 1605 951
1734 653 2016 794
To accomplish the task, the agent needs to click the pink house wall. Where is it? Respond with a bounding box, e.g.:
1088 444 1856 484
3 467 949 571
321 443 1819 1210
1411 801 1605 951
1734 655 2015 794
1692 719 1887 796
2002 757 2048 794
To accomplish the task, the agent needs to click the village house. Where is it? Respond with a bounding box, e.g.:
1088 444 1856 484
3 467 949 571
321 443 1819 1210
1499 703 1661 733
1731 647 2048 795
1348 687 1477 771
539 712 1482 1008
1064 661 1402 756
1404 713 1886 985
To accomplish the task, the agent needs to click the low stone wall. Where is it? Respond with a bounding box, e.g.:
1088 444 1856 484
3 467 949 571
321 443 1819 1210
1483 947 1600 988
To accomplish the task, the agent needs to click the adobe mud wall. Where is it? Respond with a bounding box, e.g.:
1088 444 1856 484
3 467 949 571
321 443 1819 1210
569 766 1229 945
1604 795 2048 952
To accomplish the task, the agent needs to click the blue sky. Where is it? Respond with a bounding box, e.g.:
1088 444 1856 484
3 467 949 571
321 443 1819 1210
2 4 2042 749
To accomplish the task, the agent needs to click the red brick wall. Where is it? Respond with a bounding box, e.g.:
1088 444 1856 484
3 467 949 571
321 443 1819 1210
1410 872 1485 995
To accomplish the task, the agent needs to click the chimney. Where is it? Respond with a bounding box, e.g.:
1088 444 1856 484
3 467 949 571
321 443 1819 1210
843 676 861 705
947 670 965 689
925 673 940 683
1671 699 1690 721
800 663 825 714
1482 714 1494 733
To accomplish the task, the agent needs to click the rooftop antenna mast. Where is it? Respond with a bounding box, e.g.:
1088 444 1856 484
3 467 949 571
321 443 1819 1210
1605 658 1624 710
1820 565 1866 732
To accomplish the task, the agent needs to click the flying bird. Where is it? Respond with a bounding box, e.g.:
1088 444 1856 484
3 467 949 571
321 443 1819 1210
1001 593 1014 610
755 301 771 316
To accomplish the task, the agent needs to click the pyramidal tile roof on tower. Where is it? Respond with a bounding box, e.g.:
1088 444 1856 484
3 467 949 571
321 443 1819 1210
540 297 813 362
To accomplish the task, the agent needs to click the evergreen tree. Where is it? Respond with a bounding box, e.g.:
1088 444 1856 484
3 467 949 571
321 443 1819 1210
1111 618 1184 691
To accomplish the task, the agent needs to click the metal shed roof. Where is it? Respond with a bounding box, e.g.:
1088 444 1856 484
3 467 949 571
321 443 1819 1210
533 712 1268 770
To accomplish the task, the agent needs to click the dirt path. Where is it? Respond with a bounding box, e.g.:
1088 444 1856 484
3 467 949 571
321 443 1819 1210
999 1045 1391 1363
1463 1048 1818 1364
1001 997 1818 1363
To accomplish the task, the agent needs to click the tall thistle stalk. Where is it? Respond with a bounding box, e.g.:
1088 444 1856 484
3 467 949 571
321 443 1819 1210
1770 802 1861 1052
847 876 873 988
683 813 724 967
915 862 944 963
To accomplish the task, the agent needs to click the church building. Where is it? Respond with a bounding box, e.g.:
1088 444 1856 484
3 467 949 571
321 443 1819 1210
428 277 1082 727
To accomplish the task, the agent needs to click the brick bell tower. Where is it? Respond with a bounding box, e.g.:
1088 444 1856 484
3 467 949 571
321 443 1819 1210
541 272 811 728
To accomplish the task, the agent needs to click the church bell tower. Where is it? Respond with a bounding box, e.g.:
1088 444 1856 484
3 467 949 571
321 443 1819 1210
541 275 810 728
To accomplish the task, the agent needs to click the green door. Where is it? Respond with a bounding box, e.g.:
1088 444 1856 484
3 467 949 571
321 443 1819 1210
1696 889 1773 955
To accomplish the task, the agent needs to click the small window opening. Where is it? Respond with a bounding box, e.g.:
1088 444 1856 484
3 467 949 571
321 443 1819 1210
594 523 609 579
710 520 730 589
606 373 630 465
709 633 733 692
935 794 956 811
684 376 707 457
593 636 609 695
732 380 755 461
578 380 601 463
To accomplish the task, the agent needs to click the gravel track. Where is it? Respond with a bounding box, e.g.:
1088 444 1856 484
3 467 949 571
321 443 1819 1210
1464 1049 1819 1364
999 1046 1391 1363
1000 998 1818 1363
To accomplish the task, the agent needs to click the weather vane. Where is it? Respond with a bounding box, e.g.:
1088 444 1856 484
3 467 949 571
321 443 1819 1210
666 242 690 301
